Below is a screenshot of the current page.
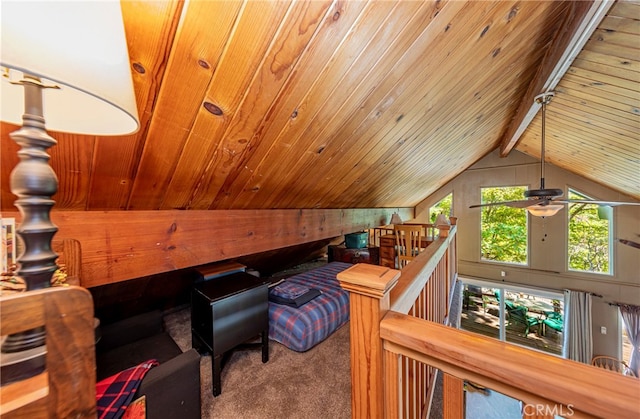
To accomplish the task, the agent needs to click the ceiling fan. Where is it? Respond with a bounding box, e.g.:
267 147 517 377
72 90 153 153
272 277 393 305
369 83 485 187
470 92 640 217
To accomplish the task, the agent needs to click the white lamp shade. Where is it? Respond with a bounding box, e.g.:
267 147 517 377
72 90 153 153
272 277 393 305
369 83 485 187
527 204 564 217
434 213 450 226
1 1 139 135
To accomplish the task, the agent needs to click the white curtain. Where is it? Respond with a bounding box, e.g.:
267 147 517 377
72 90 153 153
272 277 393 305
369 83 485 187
619 304 640 376
562 290 592 363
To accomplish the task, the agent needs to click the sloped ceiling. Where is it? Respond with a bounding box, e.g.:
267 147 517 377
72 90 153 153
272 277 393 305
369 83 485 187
517 0 639 198
1 0 638 212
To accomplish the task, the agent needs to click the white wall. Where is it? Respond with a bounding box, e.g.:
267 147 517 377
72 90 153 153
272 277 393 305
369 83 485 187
415 149 640 357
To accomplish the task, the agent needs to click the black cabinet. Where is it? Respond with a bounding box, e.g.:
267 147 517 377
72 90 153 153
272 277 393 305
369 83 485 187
191 272 268 396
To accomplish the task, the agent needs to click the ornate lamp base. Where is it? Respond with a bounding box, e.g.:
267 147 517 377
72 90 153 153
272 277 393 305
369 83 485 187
0 343 46 386
0 75 59 354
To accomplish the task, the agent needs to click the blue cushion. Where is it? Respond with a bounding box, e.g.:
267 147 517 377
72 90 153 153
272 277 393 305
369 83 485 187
268 262 351 352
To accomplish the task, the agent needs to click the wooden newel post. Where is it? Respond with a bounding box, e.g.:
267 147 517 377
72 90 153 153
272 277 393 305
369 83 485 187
337 263 401 418
436 224 451 238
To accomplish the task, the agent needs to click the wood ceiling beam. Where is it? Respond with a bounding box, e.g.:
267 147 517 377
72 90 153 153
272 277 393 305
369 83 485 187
3 208 414 287
499 0 615 157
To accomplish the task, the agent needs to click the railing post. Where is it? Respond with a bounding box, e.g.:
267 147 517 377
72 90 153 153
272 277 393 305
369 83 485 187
442 373 464 419
436 224 450 238
337 263 401 418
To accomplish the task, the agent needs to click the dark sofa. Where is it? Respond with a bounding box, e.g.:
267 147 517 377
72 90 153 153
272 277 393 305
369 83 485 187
96 310 201 419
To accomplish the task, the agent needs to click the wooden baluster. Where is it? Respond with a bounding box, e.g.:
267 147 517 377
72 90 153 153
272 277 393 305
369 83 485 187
337 264 401 418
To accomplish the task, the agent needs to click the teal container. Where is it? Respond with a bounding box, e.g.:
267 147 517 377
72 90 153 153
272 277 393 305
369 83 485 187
345 232 368 249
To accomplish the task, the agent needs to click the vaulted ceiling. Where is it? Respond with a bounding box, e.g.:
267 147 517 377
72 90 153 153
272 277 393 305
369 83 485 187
1 0 638 212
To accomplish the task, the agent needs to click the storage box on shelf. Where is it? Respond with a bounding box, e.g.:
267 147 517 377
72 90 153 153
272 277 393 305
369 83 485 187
345 232 369 249
328 245 379 265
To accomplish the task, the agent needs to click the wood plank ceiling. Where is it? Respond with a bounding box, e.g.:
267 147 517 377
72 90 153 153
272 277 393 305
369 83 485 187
1 0 638 213
517 0 639 198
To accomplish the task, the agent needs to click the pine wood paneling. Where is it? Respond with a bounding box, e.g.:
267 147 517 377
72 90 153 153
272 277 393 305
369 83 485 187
253 0 440 209
344 0 561 207
127 0 244 209
499 0 601 155
162 0 300 210
517 0 640 199
2 0 638 213
233 0 410 209
3 207 411 287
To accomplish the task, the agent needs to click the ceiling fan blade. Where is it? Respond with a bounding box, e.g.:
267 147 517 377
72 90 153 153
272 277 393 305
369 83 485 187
511 200 544 208
558 199 640 207
469 200 532 209
618 239 640 249
470 94 639 214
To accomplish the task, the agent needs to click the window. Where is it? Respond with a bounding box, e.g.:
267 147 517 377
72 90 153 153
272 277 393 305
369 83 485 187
460 279 564 356
480 186 528 265
429 193 452 224
567 189 611 274
461 280 565 417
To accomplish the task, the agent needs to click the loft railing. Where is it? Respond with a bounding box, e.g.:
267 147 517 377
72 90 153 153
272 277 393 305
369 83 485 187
367 223 439 248
381 312 639 418
338 224 457 417
337 224 640 418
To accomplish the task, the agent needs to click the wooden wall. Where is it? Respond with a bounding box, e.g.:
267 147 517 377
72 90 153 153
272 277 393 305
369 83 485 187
3 207 412 287
89 237 340 323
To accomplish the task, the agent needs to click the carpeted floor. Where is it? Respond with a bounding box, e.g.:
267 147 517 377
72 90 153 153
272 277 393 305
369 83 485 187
160 271 464 418
164 305 352 419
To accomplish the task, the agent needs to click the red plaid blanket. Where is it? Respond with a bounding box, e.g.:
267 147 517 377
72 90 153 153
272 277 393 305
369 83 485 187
96 359 158 419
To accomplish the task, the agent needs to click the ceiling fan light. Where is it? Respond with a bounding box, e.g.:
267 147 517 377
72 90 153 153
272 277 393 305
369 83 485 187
527 204 564 217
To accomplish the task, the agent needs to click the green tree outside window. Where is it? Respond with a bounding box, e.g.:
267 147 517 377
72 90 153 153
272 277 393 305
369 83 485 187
429 193 452 224
568 189 610 274
481 186 528 264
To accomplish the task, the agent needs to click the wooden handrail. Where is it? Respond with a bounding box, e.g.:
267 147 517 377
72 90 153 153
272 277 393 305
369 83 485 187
338 224 457 418
381 311 640 418
342 219 639 419
390 226 456 314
